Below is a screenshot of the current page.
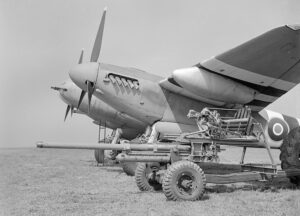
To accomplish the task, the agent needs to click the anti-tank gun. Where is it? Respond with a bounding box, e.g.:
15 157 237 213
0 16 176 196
37 107 300 201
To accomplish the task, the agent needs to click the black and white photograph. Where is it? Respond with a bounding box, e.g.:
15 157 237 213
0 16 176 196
1 0 300 215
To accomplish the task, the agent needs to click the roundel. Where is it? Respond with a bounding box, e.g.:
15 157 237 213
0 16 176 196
267 118 289 141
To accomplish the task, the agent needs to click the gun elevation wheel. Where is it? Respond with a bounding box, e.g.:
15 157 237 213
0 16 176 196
162 161 206 201
135 163 162 191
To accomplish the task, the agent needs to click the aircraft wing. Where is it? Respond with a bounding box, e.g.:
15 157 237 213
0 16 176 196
161 25 300 111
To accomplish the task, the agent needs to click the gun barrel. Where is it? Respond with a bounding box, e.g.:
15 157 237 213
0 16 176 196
36 141 191 151
117 153 171 162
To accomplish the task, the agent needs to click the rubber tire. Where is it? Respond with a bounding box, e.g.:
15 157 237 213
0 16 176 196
94 149 105 164
121 162 137 176
135 163 162 191
280 127 300 186
162 161 206 201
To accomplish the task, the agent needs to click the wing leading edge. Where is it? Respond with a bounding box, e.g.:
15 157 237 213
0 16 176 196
161 25 300 111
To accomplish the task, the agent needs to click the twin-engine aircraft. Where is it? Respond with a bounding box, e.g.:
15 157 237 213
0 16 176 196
65 8 300 150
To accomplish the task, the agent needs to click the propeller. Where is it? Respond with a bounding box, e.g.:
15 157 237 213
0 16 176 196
91 7 107 62
77 7 107 113
64 105 75 122
78 49 84 64
77 81 94 112
77 89 86 109
76 49 86 109
87 81 94 113
64 105 70 121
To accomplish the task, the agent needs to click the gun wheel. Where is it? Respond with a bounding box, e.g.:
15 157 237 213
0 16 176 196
135 163 162 191
162 161 206 201
280 127 300 186
121 162 137 176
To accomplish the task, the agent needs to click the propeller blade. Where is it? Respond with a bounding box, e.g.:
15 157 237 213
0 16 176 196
77 90 86 109
90 7 107 62
78 49 84 64
87 81 94 113
64 105 71 122
70 106 74 116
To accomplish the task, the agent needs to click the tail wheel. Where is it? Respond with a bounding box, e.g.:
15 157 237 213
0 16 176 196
280 127 300 186
94 149 105 164
121 162 137 176
135 163 162 191
162 161 206 201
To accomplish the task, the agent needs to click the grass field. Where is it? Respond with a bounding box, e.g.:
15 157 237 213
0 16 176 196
0 147 299 216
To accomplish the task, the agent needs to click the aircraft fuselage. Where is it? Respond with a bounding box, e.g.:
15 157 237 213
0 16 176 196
80 63 213 127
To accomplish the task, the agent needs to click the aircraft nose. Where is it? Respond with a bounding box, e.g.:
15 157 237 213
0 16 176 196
69 63 99 91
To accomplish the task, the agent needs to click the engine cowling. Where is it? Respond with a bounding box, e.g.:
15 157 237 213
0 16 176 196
260 109 300 148
146 121 198 143
153 122 198 135
172 67 257 104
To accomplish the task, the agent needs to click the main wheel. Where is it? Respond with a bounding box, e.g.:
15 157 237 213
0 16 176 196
280 127 300 186
94 149 105 164
135 163 162 191
121 162 137 176
162 161 206 201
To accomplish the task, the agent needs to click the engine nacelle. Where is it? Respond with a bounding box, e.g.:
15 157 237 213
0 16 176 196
260 109 300 148
154 121 198 135
147 121 198 143
172 67 257 104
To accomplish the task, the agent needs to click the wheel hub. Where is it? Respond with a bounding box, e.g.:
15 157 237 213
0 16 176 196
177 173 197 194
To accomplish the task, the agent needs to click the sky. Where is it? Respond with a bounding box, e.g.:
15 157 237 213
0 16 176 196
1 0 300 147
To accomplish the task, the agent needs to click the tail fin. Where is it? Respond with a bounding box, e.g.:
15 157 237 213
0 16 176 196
260 84 300 118
259 84 300 148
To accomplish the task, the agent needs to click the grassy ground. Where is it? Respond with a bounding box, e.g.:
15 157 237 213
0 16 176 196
0 147 299 216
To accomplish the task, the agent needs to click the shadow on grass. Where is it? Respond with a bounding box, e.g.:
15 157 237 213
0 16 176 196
80 159 124 173
99 167 123 174
200 194 210 201
206 178 300 194
81 159 122 168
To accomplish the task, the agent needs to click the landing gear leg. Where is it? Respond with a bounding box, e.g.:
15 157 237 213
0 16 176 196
148 125 159 143
94 126 122 164
94 122 105 164
107 128 122 160
121 126 154 176
240 147 247 164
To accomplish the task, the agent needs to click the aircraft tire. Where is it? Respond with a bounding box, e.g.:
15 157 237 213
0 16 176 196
279 126 300 186
121 162 137 176
94 149 105 164
162 161 206 201
135 163 162 191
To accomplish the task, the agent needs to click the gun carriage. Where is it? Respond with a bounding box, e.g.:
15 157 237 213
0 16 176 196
37 107 300 201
